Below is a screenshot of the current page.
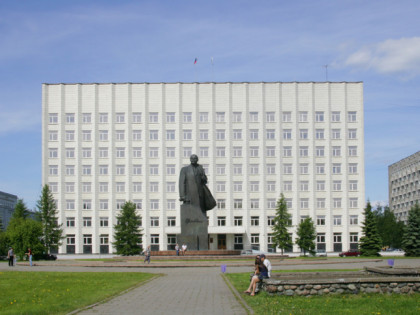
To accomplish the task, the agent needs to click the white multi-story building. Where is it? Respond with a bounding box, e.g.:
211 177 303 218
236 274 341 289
42 82 364 254
389 151 420 223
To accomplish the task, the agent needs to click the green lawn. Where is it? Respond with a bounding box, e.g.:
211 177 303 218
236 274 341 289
226 272 420 315
0 271 156 314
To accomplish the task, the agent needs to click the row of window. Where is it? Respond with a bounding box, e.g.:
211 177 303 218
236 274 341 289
61 195 359 211
49 128 358 142
49 162 359 178
50 111 358 125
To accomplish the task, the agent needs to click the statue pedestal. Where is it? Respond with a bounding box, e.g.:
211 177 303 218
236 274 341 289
178 204 208 250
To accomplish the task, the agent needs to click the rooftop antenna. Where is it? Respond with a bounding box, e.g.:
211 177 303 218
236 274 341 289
324 65 329 81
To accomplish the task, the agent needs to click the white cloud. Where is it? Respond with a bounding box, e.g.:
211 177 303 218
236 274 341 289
344 37 420 77
0 108 40 135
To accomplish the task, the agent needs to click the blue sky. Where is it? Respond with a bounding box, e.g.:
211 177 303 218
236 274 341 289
0 0 419 209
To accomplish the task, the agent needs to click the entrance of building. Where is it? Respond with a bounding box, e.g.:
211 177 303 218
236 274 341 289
218 234 226 249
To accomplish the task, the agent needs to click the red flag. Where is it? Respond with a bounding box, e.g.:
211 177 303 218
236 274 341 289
194 58 198 64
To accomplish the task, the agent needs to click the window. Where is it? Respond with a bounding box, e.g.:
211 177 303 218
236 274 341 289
349 163 358 174
99 147 108 158
183 112 192 123
234 216 243 226
266 129 275 140
250 181 259 192
99 199 108 210
217 199 226 209
316 146 325 157
348 111 357 122
317 216 326 225
49 131 58 141
199 129 209 140
249 112 258 122
49 113 58 124
348 146 357 156
200 147 209 157
99 182 108 193
250 199 259 209
151 234 159 245
266 146 275 157
116 147 125 158
149 147 159 158
133 130 142 141
133 147 142 158
167 182 175 192
284 164 292 174
300 198 309 209
100 217 109 227
165 112 175 123
65 148 74 158
216 112 225 122
349 198 358 208
300 129 308 139
66 130 75 141
150 182 159 193
250 164 259 175
133 182 142 192
216 129 225 140
65 165 74 176
133 112 142 123
317 233 326 244
233 146 242 157
216 182 226 192
300 164 309 174
216 164 226 175
116 182 125 193
331 111 340 122
350 215 358 225
167 217 176 226
199 112 209 122
350 232 358 243
332 146 341 157
82 182 92 193
267 164 275 174
250 147 259 157
116 113 125 123
251 234 259 245
332 129 341 139
66 113 75 124
233 164 242 175
317 198 325 208
315 129 324 140
82 130 91 141
348 129 357 139
283 146 292 157
82 148 91 158
149 112 158 123
232 112 242 122
266 112 275 122
233 129 242 140
333 215 342 226
167 199 176 210
233 181 242 192
283 181 292 191
183 147 192 157
349 180 358 191
315 111 324 122
299 146 308 157
99 130 108 141
300 181 309 191
66 200 75 210
82 165 92 176
333 163 341 174
83 217 92 227
149 130 158 140
251 216 259 226
299 111 308 122
267 199 276 209
49 182 58 193
333 198 342 208
66 217 75 227
217 216 226 226
65 182 75 193
99 113 108 123
316 163 325 174
316 180 325 191
234 199 243 209
166 147 175 158
133 165 142 175
282 111 291 122
267 181 276 192
333 180 342 191
116 165 125 175
150 217 159 227
250 129 259 140
267 216 275 226
150 200 159 210
283 129 292 140
134 200 142 210
216 147 225 157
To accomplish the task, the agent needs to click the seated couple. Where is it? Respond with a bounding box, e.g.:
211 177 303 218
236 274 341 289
244 254 272 296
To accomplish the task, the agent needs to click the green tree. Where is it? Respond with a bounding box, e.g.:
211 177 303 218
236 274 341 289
359 201 382 256
374 204 404 249
12 199 30 220
37 184 63 254
401 204 420 257
296 217 316 256
6 218 44 260
113 201 142 256
271 194 293 255
0 227 8 256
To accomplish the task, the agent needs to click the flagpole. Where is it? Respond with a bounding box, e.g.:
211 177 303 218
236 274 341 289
194 58 198 82
211 57 214 82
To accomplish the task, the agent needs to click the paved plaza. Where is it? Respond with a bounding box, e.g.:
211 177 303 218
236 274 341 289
1 258 419 315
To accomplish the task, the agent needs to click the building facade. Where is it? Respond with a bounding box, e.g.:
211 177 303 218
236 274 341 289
42 82 364 254
389 151 420 222
0 191 18 230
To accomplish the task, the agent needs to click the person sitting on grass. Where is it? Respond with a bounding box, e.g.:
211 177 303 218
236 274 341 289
244 255 268 296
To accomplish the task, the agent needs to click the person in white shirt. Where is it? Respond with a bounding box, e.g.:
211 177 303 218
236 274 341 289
182 243 187 256
260 254 272 278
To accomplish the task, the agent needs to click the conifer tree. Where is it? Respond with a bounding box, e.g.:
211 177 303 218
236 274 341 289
113 201 142 256
272 194 293 255
12 199 30 220
402 204 420 257
37 184 63 253
359 201 382 256
296 217 316 256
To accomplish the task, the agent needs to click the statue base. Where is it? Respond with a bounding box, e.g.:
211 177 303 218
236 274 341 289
177 203 208 250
